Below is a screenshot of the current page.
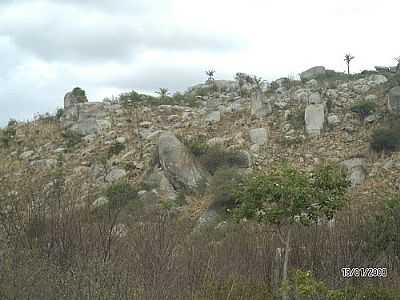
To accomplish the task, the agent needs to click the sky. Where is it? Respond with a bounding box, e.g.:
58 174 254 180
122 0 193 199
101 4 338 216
1 0 399 126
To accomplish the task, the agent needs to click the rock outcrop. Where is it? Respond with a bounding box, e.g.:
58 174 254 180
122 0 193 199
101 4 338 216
305 104 325 136
340 158 367 187
158 132 209 192
63 88 112 135
250 91 272 118
388 86 400 114
300 66 326 81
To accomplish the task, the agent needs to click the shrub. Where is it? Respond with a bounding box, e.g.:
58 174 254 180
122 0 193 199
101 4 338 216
351 101 377 120
0 122 17 147
209 168 245 212
287 108 305 129
55 108 64 120
71 87 87 102
105 181 139 210
199 145 249 175
182 135 209 157
62 130 83 149
370 125 400 153
109 141 125 157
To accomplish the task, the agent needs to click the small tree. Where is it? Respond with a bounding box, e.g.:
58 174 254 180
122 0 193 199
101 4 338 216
233 164 349 300
344 53 355 75
205 69 216 82
155 88 170 100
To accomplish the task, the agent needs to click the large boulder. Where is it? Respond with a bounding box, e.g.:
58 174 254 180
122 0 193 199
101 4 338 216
305 104 325 136
339 158 367 187
158 132 209 192
300 66 326 81
388 86 400 114
251 91 272 118
64 87 88 108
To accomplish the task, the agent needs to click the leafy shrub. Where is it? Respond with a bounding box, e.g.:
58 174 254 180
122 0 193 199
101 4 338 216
109 141 125 157
209 168 245 212
182 135 209 157
287 108 306 129
233 164 349 225
55 108 64 120
370 124 400 153
200 145 249 175
105 181 139 210
351 101 377 120
0 121 17 147
71 87 87 102
366 196 400 258
62 130 83 149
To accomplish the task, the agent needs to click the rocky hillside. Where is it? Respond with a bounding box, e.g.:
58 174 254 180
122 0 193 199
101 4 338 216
2 67 400 223
2 66 400 299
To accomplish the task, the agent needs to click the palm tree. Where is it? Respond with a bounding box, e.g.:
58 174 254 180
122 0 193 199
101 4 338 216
344 53 355 75
155 88 169 99
205 69 216 82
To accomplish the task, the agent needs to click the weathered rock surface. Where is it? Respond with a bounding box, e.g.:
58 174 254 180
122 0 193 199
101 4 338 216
251 91 272 118
305 104 325 136
388 86 400 114
300 66 326 81
64 87 88 108
158 132 209 192
249 128 268 145
340 158 367 187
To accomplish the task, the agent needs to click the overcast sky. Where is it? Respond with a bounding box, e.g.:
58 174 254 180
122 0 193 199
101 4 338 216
1 0 399 126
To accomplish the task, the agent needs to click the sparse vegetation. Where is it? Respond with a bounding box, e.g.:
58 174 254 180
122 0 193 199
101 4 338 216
370 121 400 153
351 100 377 120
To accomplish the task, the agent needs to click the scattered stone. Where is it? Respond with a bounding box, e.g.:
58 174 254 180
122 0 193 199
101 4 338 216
30 159 58 169
20 150 35 160
92 196 109 208
206 111 221 123
105 168 127 183
249 128 268 145
327 115 340 126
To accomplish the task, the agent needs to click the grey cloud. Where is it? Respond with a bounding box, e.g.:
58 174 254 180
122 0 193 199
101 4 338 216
0 2 240 63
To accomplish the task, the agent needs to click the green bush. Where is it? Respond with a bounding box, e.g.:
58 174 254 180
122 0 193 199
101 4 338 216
62 130 83 149
200 145 249 175
108 141 125 157
182 135 209 157
370 124 400 153
209 168 245 212
105 181 139 210
288 108 305 129
71 87 87 102
0 121 17 147
351 101 377 120
55 108 64 120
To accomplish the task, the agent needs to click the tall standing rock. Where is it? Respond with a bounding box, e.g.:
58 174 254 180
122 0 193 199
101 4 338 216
305 104 325 136
388 86 400 114
251 90 272 118
158 132 209 192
